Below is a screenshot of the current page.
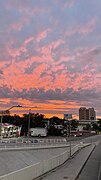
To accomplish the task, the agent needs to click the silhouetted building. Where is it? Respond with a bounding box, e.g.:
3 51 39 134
79 107 86 120
79 107 96 120
88 108 96 120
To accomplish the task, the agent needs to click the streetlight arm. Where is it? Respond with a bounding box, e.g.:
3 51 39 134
0 105 22 114
7 105 22 111
0 105 22 140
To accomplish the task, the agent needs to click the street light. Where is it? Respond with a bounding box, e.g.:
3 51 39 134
23 108 35 137
64 114 72 157
20 106 38 137
0 105 22 140
28 109 31 137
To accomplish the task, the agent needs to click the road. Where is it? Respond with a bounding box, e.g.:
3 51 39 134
33 135 101 180
0 135 101 178
77 141 101 180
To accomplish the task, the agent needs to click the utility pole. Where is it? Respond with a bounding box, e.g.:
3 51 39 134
28 109 31 137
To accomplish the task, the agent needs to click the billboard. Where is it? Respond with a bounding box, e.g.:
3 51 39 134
64 114 72 120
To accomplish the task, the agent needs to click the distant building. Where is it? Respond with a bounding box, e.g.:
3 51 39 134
1 123 21 138
79 107 96 120
88 108 96 120
79 107 87 120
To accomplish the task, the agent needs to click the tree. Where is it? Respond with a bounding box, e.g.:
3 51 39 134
20 114 29 136
50 116 62 125
33 113 45 127
71 119 78 130
92 123 98 131
97 119 101 131
85 124 91 130
48 116 63 136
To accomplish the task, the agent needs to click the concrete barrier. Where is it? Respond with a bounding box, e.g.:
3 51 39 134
0 143 89 180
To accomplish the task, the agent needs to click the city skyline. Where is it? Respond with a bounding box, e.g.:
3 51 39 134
0 0 101 118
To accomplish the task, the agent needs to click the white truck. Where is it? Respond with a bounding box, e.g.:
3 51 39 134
30 128 47 137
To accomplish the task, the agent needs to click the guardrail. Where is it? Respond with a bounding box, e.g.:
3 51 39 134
0 137 67 144
0 137 68 150
0 143 89 180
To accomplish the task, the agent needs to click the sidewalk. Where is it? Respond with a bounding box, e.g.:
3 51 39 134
36 144 95 180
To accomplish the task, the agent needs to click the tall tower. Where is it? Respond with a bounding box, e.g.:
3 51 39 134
79 107 86 120
79 107 96 120
88 108 96 120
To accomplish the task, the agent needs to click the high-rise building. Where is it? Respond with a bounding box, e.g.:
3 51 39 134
88 108 96 120
79 107 87 120
79 107 96 120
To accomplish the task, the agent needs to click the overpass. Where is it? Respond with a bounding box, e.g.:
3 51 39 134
0 135 100 180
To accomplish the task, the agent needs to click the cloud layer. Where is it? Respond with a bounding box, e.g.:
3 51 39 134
0 0 101 118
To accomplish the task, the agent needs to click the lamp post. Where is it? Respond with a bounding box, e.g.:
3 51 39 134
28 109 31 137
20 106 38 137
0 105 22 140
68 120 71 157
64 114 72 157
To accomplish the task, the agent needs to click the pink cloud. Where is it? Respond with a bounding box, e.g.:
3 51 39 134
78 19 97 35
8 46 27 58
63 1 75 9
40 39 64 62
24 36 34 45
54 0 75 9
5 1 50 17
1 41 101 95
1 60 48 90
36 28 51 43
64 18 97 38
9 17 29 31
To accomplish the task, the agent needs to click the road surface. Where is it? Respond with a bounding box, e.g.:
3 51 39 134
77 141 101 180
34 135 101 180
0 135 101 178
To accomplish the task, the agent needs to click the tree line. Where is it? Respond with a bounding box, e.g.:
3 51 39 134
1 113 101 136
1 113 78 136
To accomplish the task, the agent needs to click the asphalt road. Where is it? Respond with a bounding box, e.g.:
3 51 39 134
0 135 101 178
77 141 101 180
32 135 101 180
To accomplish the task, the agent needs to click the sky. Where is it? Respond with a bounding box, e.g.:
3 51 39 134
0 0 101 119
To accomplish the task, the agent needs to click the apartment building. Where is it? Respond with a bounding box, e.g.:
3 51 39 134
79 107 96 120
79 107 87 120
